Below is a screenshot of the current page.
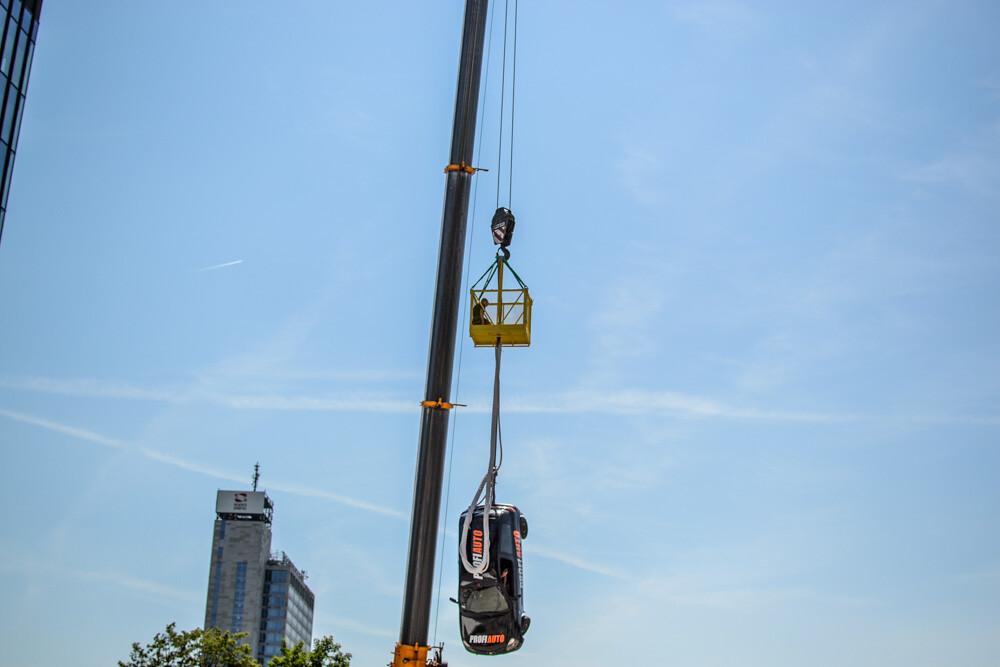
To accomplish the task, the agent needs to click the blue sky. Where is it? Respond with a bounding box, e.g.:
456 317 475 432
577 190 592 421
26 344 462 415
1 1 998 665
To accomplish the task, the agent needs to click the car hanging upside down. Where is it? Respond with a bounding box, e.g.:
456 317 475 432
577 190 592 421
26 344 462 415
457 504 530 655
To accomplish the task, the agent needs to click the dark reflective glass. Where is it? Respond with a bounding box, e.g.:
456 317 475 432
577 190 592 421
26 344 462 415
2 89 18 144
20 33 31 86
11 26 26 86
1 19 15 78
9 91 20 150
463 586 510 613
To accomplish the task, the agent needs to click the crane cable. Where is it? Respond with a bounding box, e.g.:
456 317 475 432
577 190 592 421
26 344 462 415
496 0 518 210
459 339 503 575
460 0 518 578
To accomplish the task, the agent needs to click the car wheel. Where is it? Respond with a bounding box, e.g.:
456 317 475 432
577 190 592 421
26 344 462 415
519 516 528 539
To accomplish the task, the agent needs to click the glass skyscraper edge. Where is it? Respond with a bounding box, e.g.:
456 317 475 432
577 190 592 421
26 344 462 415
0 0 42 247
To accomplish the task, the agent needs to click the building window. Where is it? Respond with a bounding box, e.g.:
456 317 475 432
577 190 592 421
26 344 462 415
266 569 288 583
231 562 247 633
10 26 25 87
209 546 224 628
1 18 15 78
1 87 17 143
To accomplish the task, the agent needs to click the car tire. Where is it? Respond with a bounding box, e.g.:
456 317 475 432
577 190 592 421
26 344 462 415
519 516 528 539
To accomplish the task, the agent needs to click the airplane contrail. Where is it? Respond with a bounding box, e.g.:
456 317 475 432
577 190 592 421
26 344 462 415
0 407 405 519
195 260 243 272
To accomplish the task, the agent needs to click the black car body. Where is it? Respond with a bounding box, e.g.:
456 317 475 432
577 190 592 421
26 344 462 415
458 504 530 654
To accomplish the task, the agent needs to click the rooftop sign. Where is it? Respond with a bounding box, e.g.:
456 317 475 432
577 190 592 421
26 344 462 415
216 490 269 516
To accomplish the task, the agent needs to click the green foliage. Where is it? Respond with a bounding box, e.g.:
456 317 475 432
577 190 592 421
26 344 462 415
119 623 259 667
120 623 351 667
268 637 351 667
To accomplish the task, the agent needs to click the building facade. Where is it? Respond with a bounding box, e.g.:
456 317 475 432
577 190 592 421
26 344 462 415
204 490 315 665
260 552 315 663
0 0 41 247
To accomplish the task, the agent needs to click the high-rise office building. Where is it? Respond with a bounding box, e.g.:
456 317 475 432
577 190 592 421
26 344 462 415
0 0 42 247
260 552 315 662
205 490 315 665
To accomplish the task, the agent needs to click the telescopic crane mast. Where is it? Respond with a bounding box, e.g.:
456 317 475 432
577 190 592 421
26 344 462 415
393 1 490 665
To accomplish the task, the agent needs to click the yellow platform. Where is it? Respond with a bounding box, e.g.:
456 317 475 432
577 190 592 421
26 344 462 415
469 286 532 347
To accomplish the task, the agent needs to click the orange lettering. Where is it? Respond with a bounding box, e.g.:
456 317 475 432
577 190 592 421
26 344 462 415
472 529 483 555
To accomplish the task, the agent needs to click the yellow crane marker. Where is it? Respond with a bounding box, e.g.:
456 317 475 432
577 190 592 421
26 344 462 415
420 398 466 410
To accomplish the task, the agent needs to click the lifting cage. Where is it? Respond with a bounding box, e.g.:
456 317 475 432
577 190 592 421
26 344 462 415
469 256 532 347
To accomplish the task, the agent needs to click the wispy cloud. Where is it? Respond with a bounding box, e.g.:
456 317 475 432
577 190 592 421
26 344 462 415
613 146 669 207
903 150 1000 197
669 1 756 30
6 375 998 424
318 614 396 639
265 481 405 519
193 259 243 272
0 407 132 449
0 375 184 401
507 389 841 422
204 392 414 413
0 375 415 412
634 573 878 612
82 570 203 606
0 551 201 607
0 408 405 518
528 543 631 579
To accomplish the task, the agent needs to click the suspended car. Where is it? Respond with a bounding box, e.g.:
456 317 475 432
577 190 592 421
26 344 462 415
457 504 530 654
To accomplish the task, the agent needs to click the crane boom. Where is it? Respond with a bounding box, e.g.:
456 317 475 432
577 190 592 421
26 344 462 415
394 1 490 664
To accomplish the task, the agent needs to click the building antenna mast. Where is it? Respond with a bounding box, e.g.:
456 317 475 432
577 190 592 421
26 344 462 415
252 462 260 492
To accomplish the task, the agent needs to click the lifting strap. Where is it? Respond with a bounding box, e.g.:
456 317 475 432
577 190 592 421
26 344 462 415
470 254 529 296
460 338 502 575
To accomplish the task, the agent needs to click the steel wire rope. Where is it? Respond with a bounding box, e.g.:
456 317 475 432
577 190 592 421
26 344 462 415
461 0 517 578
495 0 515 210
508 0 518 205
459 339 502 577
460 0 517 579
430 0 499 646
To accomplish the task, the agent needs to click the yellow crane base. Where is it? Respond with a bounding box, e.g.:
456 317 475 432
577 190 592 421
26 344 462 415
392 642 428 666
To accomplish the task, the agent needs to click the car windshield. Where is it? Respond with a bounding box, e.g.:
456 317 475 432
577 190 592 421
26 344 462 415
463 586 510 614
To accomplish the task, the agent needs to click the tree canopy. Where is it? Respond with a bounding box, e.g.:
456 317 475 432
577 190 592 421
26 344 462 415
118 623 258 667
266 637 351 667
120 624 351 667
